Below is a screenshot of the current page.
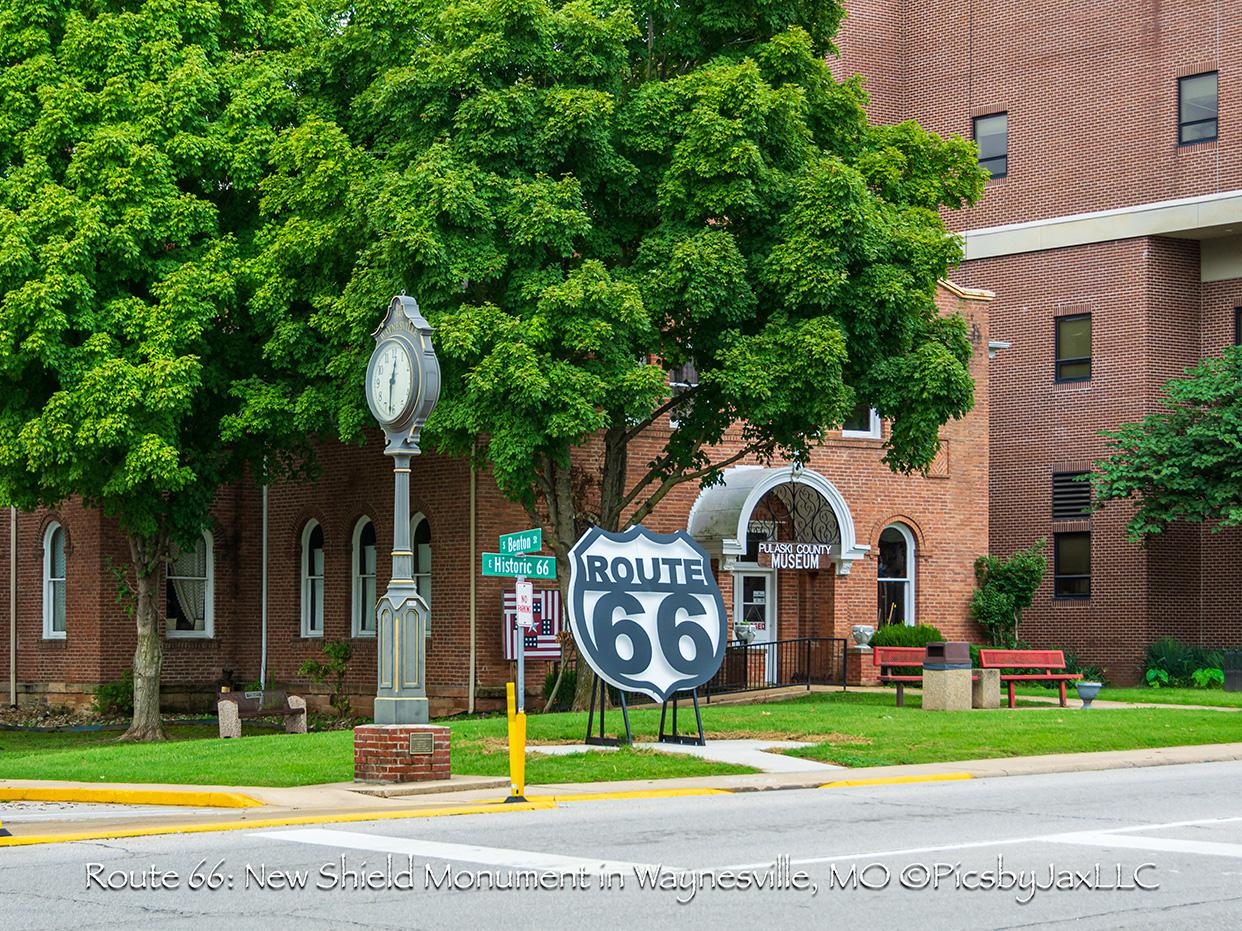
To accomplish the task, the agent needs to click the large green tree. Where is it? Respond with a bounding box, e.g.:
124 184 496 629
0 0 318 738
251 0 987 706
1094 346 1242 539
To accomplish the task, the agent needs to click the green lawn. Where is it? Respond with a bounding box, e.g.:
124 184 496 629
1020 686 1242 709
0 690 1239 787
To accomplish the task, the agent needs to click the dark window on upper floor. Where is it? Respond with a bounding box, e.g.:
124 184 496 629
1052 472 1092 520
1055 314 1091 382
973 113 1008 178
1179 72 1218 145
1234 307 1241 346
1053 532 1091 599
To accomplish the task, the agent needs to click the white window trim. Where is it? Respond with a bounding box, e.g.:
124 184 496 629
42 522 66 640
301 520 325 639
411 511 431 637
842 408 882 440
165 530 214 639
351 517 377 638
877 522 916 626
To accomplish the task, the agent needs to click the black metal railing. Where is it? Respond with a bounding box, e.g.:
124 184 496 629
704 637 847 700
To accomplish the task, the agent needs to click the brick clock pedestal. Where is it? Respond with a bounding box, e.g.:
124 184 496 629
846 645 880 687
354 724 451 783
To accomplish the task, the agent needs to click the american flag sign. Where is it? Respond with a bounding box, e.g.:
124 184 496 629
502 588 563 660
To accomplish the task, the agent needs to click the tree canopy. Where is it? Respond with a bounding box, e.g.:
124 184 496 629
1094 346 1242 540
0 0 319 737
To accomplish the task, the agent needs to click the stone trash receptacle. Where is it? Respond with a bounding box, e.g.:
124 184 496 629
972 667 1000 709
923 641 973 711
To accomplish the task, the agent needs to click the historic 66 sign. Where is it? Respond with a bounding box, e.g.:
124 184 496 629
568 526 727 702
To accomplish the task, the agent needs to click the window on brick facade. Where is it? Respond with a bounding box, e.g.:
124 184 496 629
842 401 881 439
1234 307 1241 346
1053 531 1091 598
352 518 377 637
412 513 431 636
1179 72 1218 145
301 521 324 638
167 531 213 637
1052 472 1092 520
877 524 916 626
1055 314 1091 382
668 359 698 429
43 522 66 639
973 113 1008 178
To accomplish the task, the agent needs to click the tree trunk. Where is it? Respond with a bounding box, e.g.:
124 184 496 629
121 537 166 742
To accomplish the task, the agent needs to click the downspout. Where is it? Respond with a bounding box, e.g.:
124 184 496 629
9 506 16 708
468 462 477 714
260 481 269 689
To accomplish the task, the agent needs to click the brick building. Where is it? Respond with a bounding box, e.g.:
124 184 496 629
0 284 992 713
832 0 1242 680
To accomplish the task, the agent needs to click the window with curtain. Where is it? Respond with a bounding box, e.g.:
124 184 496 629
167 531 213 637
877 524 915 626
43 522 66 638
412 514 431 635
302 521 325 637
352 518 377 637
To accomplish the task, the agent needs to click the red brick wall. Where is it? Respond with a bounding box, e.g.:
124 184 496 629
833 0 1242 230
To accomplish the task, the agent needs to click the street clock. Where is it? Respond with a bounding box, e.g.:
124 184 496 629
365 295 441 454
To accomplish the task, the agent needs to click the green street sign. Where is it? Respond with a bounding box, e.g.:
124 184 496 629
499 528 542 556
481 552 557 580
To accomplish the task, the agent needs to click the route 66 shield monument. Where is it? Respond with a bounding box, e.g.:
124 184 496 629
568 526 728 704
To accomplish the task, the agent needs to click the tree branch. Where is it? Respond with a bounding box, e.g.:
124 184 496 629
627 444 759 527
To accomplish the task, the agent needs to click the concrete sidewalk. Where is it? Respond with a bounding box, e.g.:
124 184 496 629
6 741 1242 845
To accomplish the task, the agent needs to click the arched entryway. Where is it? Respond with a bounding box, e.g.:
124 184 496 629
688 466 868 680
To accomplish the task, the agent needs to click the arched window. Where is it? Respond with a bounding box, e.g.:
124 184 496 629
877 524 915 627
167 531 214 638
352 518 377 637
411 513 431 635
43 522 66 639
301 521 325 637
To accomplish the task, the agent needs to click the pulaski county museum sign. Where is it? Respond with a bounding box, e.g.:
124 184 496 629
757 541 834 570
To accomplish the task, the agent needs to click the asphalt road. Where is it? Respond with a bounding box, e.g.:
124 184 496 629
5 761 1242 930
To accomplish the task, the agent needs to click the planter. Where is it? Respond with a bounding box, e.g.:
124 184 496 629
1075 681 1103 709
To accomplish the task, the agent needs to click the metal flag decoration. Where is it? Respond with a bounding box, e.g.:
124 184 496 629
567 525 727 702
502 588 562 660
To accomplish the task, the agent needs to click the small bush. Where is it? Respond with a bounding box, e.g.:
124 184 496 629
870 623 946 648
1144 637 1224 687
543 665 577 713
93 669 134 716
298 640 354 720
1191 667 1224 690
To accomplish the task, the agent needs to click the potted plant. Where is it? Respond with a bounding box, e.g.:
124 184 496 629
1075 680 1103 709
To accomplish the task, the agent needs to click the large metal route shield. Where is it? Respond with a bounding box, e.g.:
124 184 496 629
568 525 728 702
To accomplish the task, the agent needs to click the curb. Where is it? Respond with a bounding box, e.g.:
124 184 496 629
0 787 262 809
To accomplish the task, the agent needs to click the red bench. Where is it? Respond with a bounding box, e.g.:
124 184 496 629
978 649 1082 708
873 646 927 706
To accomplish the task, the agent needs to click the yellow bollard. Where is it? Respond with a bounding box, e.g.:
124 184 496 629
505 682 527 802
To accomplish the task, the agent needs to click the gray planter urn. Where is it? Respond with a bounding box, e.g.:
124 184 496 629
1075 681 1103 709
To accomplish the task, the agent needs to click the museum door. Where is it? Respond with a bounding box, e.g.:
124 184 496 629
737 572 776 684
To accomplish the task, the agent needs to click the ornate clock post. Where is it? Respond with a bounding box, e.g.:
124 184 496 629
363 295 441 726
355 296 451 782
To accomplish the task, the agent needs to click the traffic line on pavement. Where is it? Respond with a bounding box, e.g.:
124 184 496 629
1043 832 1242 859
0 787 262 808
819 773 973 789
253 827 656 874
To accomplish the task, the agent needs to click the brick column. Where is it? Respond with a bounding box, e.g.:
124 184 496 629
846 645 879 687
354 724 451 783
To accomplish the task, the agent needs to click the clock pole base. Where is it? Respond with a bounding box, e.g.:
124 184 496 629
355 724 450 783
373 696 429 725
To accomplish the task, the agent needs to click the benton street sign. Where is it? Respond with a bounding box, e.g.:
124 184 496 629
481 552 557 581
499 528 542 556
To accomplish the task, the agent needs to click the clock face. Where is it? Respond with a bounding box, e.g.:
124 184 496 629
369 339 415 424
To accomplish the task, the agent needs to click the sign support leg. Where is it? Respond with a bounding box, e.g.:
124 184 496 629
584 676 632 746
658 689 705 746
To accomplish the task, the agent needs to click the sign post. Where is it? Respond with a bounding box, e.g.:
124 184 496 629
485 529 554 803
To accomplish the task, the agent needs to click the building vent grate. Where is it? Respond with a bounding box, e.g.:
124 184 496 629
1052 472 1092 520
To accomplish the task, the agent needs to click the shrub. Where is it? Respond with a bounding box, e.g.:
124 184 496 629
1144 636 1224 687
1191 667 1225 690
543 665 577 713
93 668 134 716
298 640 354 719
969 541 1047 647
870 623 946 648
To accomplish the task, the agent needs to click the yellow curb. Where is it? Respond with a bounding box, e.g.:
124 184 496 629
0 787 262 809
819 772 973 789
0 799 558 848
535 787 732 803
